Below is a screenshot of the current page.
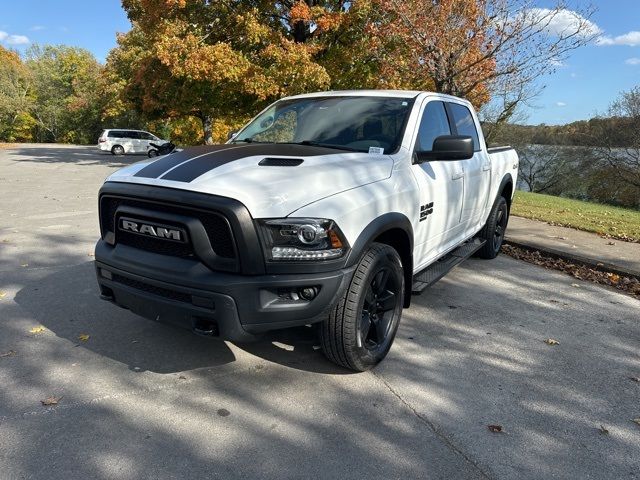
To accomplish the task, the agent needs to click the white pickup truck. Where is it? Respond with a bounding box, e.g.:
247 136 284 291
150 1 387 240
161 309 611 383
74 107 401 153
95 90 519 371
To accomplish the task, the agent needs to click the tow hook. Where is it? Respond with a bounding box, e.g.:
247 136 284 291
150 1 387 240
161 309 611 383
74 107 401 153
193 317 219 337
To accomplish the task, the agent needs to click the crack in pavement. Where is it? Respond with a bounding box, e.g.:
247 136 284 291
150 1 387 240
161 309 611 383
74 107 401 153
371 370 495 480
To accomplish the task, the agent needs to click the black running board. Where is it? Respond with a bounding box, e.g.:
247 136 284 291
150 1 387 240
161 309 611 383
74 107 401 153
412 238 486 294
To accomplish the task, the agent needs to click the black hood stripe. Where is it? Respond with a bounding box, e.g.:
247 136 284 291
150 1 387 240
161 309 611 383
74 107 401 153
134 145 234 179
160 143 346 183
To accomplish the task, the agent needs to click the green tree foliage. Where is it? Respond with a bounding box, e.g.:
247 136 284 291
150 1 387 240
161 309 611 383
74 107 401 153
25 45 104 143
0 46 34 141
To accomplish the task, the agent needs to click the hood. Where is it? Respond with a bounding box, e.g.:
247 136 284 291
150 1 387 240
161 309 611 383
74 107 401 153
106 143 393 218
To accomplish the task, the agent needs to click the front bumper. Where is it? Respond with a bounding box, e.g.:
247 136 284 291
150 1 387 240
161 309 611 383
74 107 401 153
95 240 354 341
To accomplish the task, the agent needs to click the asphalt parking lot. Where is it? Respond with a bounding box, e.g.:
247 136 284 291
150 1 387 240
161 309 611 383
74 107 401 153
0 144 639 480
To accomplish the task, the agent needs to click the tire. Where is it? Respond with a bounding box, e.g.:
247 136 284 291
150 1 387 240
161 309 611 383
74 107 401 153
111 145 125 156
148 149 159 158
476 196 509 259
320 243 404 371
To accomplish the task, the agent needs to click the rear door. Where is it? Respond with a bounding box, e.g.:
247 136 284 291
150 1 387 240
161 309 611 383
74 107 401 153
447 102 491 231
411 100 465 269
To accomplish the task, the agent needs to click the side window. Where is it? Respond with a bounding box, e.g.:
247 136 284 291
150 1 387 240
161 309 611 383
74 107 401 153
448 103 480 151
139 132 153 140
107 130 120 138
128 131 141 139
416 101 451 152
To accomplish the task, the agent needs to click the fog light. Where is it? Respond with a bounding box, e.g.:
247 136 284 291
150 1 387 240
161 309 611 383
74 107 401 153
299 287 318 301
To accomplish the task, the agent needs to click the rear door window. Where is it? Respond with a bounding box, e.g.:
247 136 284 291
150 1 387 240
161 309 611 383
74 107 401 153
447 103 480 151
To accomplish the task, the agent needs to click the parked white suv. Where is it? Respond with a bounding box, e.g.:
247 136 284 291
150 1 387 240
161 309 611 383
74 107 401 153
98 129 165 155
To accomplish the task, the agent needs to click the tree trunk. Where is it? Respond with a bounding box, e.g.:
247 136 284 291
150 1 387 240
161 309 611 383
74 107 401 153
202 114 213 145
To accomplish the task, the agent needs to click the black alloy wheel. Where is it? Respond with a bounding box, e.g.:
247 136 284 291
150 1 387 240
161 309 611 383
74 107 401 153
476 195 509 259
360 267 400 351
320 243 404 371
493 201 508 254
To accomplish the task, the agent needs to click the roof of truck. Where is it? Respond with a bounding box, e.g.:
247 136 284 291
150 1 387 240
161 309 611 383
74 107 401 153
283 89 471 104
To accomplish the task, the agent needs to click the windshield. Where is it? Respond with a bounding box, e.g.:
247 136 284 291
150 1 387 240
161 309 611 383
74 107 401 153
233 96 415 154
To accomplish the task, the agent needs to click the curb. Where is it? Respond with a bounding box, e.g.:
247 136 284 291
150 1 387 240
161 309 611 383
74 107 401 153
503 238 640 281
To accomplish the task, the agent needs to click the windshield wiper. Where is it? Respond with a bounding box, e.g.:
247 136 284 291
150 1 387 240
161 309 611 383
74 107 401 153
232 138 273 144
280 141 366 153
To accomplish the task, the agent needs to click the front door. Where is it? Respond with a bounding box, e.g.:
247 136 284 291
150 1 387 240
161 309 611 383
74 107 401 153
411 100 465 270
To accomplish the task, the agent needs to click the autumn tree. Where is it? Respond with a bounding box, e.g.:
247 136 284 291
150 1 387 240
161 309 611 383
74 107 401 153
371 0 597 131
114 0 356 143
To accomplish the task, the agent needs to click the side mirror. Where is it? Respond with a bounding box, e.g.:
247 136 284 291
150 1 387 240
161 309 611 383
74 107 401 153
260 116 274 129
415 135 474 162
227 130 238 140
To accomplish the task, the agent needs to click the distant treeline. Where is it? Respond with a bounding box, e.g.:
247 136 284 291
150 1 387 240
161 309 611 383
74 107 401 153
484 88 640 210
486 117 635 149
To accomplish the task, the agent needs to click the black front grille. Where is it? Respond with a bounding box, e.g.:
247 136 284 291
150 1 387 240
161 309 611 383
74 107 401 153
100 196 236 259
117 230 194 258
112 274 191 303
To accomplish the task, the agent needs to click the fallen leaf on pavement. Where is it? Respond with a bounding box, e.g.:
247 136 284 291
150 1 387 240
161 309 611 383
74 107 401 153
544 338 560 346
607 241 616 246
1 350 17 358
488 425 503 433
77 334 90 342
41 396 62 406
599 425 609 435
0 291 7 299
608 273 620 284
29 326 46 334
632 418 640 426
571 283 580 288
630 377 640 383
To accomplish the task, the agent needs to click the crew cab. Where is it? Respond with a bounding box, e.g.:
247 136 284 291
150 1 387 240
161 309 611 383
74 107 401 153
94 90 518 371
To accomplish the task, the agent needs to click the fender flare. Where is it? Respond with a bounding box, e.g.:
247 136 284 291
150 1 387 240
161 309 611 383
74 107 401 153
497 173 514 204
345 212 414 307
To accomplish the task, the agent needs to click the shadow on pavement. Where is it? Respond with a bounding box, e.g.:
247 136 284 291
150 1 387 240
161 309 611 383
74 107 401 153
14 261 236 373
235 326 352 375
6 145 146 167
13 259 348 375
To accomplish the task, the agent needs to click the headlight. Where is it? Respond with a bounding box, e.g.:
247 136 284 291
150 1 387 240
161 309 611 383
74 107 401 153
256 218 349 261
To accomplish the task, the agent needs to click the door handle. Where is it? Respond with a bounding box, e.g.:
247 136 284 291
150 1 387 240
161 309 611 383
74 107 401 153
451 171 464 180
482 163 491 171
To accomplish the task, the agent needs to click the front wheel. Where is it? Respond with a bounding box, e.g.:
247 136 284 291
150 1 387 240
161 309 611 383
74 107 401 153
476 196 509 259
320 243 404 371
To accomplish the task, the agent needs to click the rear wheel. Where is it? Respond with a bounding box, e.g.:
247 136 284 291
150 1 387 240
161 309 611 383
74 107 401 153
148 149 159 158
111 145 125 156
320 243 404 371
476 196 509 259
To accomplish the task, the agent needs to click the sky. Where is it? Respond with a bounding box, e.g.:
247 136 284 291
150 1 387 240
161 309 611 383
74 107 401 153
0 0 639 126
